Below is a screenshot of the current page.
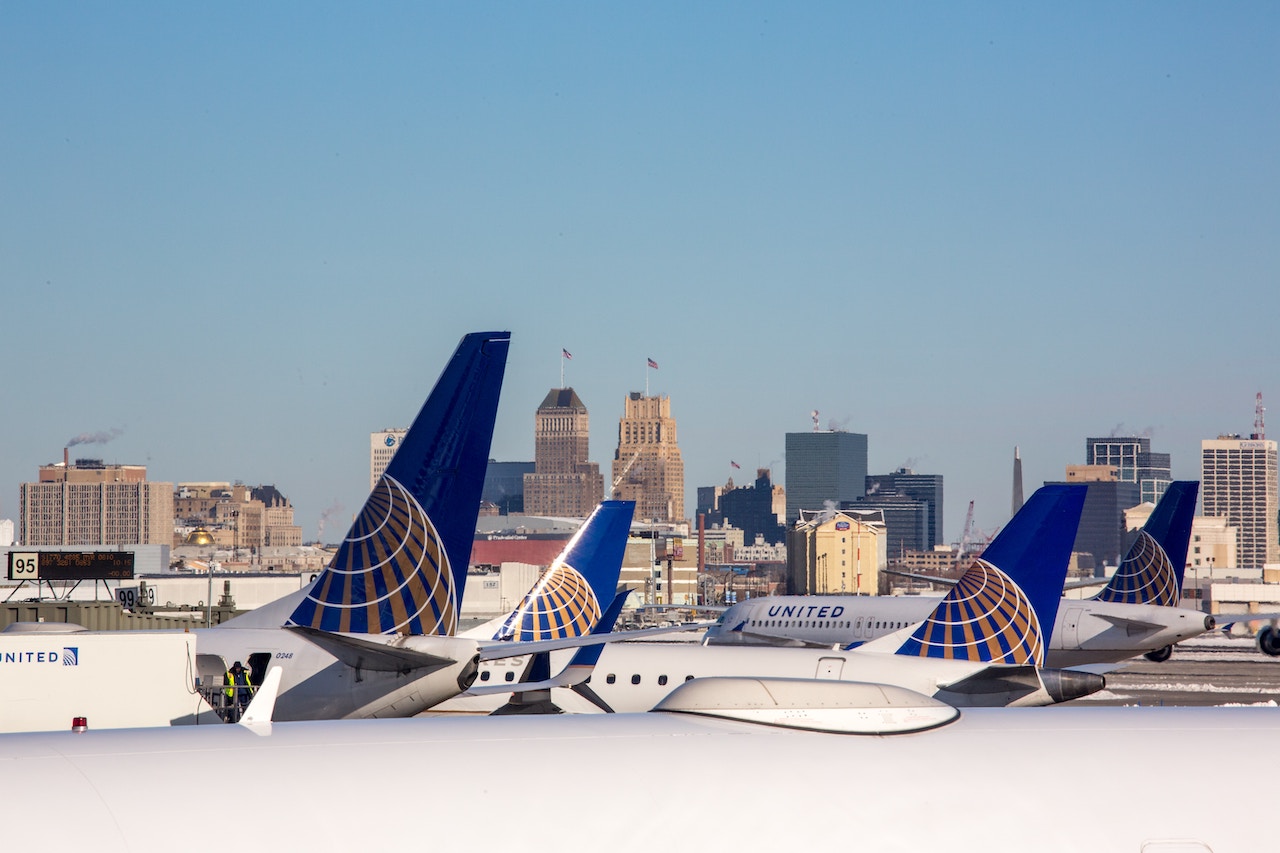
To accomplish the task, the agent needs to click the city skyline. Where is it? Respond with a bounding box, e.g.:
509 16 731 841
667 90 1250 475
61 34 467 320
3 5 1277 543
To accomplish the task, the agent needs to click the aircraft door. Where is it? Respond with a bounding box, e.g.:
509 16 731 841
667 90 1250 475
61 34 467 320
815 657 844 680
1061 607 1083 649
196 654 227 689
247 652 273 688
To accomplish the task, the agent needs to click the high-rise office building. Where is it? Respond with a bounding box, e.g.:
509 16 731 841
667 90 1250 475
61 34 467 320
19 457 173 546
864 468 944 548
523 388 603 517
1047 469 1140 568
370 428 407 490
718 469 786 546
611 393 684 523
784 430 868 526
1086 436 1172 505
484 461 534 514
1201 435 1279 568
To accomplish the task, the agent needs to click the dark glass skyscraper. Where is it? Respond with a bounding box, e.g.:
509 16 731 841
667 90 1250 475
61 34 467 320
864 468 944 548
1086 437 1172 505
784 430 868 526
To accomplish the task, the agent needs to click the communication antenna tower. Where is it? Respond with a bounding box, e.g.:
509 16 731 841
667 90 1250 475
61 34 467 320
811 410 820 432
1252 392 1266 440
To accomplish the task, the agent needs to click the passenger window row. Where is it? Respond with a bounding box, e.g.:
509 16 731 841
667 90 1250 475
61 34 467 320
603 673 696 686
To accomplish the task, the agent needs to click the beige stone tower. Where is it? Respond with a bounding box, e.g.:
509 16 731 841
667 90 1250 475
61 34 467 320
611 392 684 523
523 388 603 517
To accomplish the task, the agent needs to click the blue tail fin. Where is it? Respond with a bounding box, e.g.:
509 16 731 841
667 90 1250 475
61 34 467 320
895 484 1086 665
1094 480 1198 606
492 500 635 642
287 331 510 636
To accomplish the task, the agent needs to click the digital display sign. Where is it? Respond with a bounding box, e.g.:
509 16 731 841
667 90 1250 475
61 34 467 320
7 551 135 581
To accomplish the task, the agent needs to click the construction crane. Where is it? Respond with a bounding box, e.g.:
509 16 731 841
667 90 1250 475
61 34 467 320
609 450 641 499
954 500 975 573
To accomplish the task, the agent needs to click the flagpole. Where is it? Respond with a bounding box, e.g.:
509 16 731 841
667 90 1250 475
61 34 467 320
560 350 564 388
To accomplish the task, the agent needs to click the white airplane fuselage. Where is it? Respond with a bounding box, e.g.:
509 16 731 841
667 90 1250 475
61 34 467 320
193 627 480 721
437 638 1100 714
704 595 1214 666
0 702 1267 852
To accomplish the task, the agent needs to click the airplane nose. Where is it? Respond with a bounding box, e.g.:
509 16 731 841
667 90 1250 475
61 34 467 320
1040 668 1106 704
1204 615 1216 631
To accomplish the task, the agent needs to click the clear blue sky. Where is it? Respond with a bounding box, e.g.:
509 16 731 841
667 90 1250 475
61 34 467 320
3 3 1278 544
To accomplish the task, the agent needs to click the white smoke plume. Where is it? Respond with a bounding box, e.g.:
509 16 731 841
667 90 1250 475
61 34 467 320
67 428 123 447
316 501 344 544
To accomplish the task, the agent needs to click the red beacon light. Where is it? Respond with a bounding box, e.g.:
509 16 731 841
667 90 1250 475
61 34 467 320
71 717 88 733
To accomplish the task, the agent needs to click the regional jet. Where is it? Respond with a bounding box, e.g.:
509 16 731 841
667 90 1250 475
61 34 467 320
440 484 1105 714
703 481 1212 667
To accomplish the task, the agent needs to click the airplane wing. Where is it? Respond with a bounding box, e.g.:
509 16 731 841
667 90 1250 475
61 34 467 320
475 621 710 661
1061 578 1108 591
725 625 831 649
1214 613 1280 629
882 568 958 587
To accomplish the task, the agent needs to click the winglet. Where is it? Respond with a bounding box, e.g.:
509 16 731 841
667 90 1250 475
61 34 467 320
1095 480 1198 606
238 665 283 729
492 501 635 642
287 331 509 636
893 484 1086 665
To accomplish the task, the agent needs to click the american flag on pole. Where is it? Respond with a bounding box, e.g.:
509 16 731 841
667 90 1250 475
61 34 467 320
562 349 573 360
730 461 741 469
647 358 659 369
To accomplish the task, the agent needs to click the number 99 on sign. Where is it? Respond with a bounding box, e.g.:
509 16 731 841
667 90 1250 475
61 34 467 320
8 553 39 580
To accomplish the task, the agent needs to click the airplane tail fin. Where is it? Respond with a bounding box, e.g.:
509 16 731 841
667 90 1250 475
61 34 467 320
1094 480 1198 606
287 331 510 636
893 484 1086 665
491 500 635 642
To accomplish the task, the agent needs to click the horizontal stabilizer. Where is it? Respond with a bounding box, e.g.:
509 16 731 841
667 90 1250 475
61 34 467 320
463 664 592 696
288 626 464 674
1091 612 1166 634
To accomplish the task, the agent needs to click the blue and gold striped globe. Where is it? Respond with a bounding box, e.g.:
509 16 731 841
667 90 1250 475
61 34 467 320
493 561 602 642
289 474 457 636
897 558 1044 665
1094 530 1178 607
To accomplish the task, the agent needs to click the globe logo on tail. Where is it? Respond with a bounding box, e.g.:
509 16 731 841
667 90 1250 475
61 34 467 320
897 559 1044 665
493 560 603 642
288 474 457 635
1094 530 1178 607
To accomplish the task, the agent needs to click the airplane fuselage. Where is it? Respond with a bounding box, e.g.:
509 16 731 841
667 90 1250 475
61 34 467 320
438 638 1101 714
703 595 1214 666
193 627 479 721
0 700 1267 852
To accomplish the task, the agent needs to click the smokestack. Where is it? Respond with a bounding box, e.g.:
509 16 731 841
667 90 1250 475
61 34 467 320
697 513 705 574
1011 446 1024 515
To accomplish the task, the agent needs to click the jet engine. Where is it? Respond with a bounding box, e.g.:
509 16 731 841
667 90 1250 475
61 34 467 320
1257 625 1280 657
